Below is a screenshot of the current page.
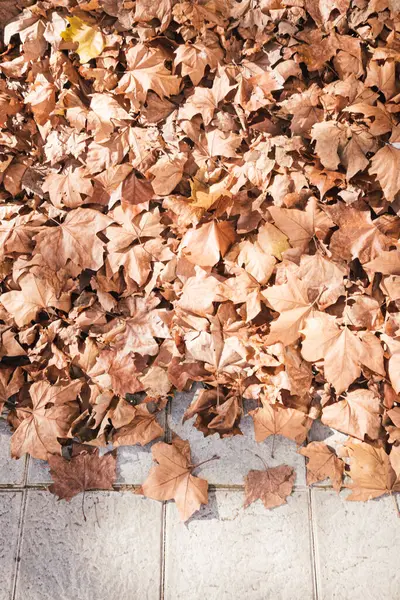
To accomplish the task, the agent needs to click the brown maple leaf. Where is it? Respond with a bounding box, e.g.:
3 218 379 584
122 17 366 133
33 208 111 271
263 274 317 346
48 447 116 501
140 436 216 521
301 313 384 394
181 220 236 267
0 273 71 327
249 400 311 445
268 197 333 251
244 464 295 510
299 442 344 492
111 401 164 447
0 367 24 413
324 201 392 264
322 389 382 441
342 442 400 503
11 380 82 460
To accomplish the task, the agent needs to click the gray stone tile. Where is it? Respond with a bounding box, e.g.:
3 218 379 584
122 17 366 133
15 491 162 600
0 491 23 600
164 489 314 600
312 488 400 600
169 391 307 486
26 457 51 484
0 419 26 485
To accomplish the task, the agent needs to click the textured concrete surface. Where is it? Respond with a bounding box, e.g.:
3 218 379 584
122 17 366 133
164 490 314 600
14 492 162 600
0 420 25 485
0 393 399 600
0 492 22 600
312 488 400 600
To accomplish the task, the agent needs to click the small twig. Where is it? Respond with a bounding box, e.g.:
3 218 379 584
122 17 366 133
271 434 276 459
254 453 268 470
81 490 87 522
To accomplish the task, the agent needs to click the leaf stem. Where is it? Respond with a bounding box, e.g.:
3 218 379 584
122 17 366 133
191 454 220 471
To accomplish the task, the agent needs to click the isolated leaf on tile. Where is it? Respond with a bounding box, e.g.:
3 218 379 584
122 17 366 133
244 464 295 510
139 435 215 522
48 447 116 501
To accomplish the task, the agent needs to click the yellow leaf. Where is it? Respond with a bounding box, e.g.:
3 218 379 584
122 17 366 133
61 16 104 64
189 176 231 210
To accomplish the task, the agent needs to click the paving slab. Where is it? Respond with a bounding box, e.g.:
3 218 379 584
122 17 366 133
0 420 26 485
311 488 400 600
0 491 23 600
164 489 314 600
169 391 307 486
14 491 162 600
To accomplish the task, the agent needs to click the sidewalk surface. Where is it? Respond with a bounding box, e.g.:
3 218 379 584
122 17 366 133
0 391 399 600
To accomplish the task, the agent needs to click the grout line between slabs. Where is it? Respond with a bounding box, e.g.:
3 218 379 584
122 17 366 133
160 502 167 600
308 488 320 600
159 396 173 600
11 488 28 600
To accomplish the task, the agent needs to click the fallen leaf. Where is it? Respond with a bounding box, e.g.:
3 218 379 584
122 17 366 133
140 436 210 522
48 447 116 500
61 16 104 64
299 442 344 491
244 465 295 509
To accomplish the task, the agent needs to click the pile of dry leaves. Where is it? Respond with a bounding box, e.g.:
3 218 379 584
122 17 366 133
1 0 400 521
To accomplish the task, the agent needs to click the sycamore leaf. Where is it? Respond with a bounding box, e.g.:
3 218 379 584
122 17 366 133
322 390 381 440
257 222 290 260
48 447 116 501
42 165 93 209
0 273 71 327
61 16 104 64
147 153 187 196
262 274 315 346
244 465 295 509
181 220 236 267
140 436 210 522
342 442 400 502
301 313 384 394
115 44 180 109
299 442 344 491
33 208 111 271
268 198 333 251
88 350 143 397
369 145 400 202
249 401 311 444
11 380 82 460
0 367 24 413
364 251 400 275
111 402 164 447
324 201 391 264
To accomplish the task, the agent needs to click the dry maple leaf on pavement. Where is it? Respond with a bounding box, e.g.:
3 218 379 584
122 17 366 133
244 463 295 510
139 435 218 521
48 446 116 502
